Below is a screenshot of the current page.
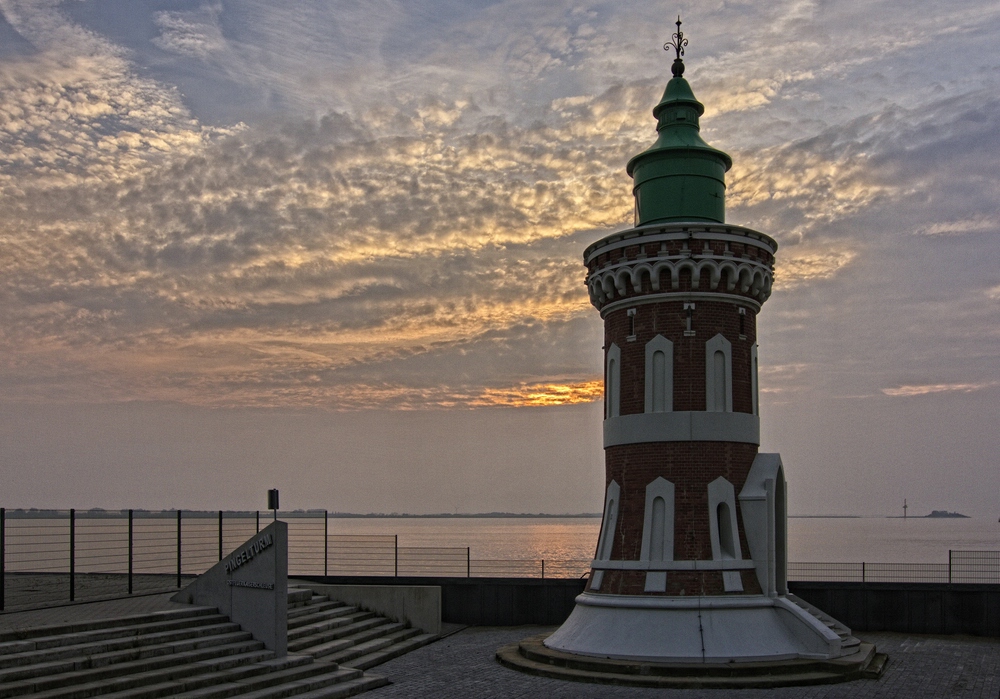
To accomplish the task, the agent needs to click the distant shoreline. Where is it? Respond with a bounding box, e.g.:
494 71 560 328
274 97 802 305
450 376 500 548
327 512 604 519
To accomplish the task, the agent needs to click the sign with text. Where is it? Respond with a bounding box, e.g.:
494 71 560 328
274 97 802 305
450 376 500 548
172 520 288 655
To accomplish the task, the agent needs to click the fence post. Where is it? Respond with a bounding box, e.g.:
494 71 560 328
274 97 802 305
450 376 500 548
861 561 865 584
324 511 328 578
1 507 5 611
69 509 76 602
541 559 545 579
256 511 260 534
218 511 223 561
466 547 470 578
394 535 398 578
176 510 182 588
128 509 133 595
948 550 952 584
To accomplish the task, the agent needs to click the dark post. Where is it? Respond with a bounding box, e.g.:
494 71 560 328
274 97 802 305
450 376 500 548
948 549 952 584
128 509 133 595
267 490 279 522
1 507 5 611
176 510 182 588
466 547 470 578
394 535 398 577
541 559 545 579
324 510 328 578
69 509 76 602
256 511 260 533
218 510 223 561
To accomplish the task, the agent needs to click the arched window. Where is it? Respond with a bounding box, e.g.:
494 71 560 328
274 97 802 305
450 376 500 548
705 334 733 412
605 343 621 418
640 477 674 592
591 480 620 591
644 335 673 413
708 476 743 592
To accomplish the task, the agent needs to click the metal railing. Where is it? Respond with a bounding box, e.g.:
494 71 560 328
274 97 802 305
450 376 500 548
1 508 997 613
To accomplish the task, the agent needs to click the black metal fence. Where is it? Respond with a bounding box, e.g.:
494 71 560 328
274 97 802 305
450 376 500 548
1 508 997 613
0 509 593 612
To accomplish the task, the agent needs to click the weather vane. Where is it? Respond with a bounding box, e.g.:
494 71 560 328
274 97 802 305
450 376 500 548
664 15 688 77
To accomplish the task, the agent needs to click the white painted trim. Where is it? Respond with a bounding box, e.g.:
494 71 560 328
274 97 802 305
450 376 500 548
708 477 744 592
591 480 620 590
644 335 673 413
599 292 761 318
751 343 759 416
705 333 733 413
605 343 621 419
738 453 787 598
603 411 759 446
639 477 675 592
588 256 773 308
590 559 756 571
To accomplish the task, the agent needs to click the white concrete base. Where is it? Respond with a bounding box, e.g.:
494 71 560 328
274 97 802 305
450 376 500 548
544 592 845 663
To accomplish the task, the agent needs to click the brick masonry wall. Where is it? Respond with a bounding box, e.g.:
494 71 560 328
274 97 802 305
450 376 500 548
587 441 763 597
604 300 757 415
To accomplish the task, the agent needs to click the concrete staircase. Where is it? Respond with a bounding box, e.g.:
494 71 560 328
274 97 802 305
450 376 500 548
0 604 388 698
785 593 861 654
286 588 437 671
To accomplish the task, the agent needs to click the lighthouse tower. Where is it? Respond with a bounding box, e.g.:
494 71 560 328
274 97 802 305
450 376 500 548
535 22 876 668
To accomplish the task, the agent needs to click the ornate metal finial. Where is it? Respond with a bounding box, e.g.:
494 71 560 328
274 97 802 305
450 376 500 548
664 15 688 77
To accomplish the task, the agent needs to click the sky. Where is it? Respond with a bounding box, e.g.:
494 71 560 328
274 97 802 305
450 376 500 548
1 0 998 517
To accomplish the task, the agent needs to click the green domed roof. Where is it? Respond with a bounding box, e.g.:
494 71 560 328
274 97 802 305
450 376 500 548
626 38 732 225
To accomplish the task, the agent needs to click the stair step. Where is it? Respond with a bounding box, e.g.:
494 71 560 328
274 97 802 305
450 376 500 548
20 649 285 699
287 617 385 651
172 665 363 699
284 674 390 699
287 605 356 630
287 589 314 606
287 601 343 622
83 654 317 699
0 614 229 658
344 633 437 671
0 638 268 699
289 620 400 655
288 607 375 641
0 607 218 647
0 622 247 672
322 628 418 665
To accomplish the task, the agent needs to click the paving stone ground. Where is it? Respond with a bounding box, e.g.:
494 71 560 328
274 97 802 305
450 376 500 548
365 626 1000 699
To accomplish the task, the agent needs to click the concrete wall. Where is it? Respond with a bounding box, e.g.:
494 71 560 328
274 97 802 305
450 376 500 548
300 576 1000 637
789 581 1000 637
297 583 440 635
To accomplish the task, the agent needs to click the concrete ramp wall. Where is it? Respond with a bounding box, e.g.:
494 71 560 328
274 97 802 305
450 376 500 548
172 520 288 655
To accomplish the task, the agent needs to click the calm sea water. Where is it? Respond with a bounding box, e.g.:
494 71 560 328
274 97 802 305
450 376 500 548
327 516 1000 564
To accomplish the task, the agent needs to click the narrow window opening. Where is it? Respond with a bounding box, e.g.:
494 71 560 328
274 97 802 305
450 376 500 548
713 350 726 412
738 307 746 338
717 503 735 559
652 351 666 412
650 497 666 561
627 308 636 341
607 358 618 418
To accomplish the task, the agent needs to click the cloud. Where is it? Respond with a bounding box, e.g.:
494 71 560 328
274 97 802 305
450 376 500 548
881 382 998 397
919 218 999 236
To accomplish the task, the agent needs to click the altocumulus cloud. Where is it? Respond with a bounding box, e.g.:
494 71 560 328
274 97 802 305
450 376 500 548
1 0 999 413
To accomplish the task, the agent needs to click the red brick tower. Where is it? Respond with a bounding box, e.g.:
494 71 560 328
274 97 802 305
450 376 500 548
541 20 861 663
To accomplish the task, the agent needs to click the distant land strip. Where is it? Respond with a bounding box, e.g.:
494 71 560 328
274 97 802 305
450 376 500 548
327 512 604 518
